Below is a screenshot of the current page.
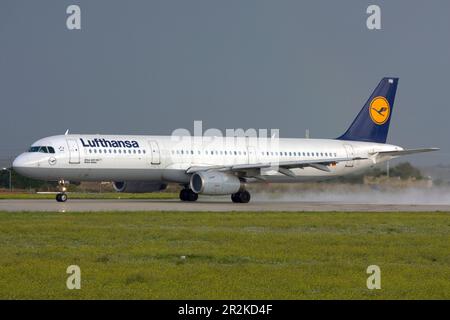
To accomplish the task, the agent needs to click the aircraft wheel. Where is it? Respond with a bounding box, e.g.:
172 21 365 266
180 189 198 202
179 189 188 201
238 190 251 203
187 190 198 202
231 191 250 203
56 193 68 202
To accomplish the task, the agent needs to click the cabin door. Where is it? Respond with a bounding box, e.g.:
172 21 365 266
67 139 80 164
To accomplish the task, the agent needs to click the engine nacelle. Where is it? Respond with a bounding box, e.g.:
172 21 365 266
112 181 167 193
190 171 241 195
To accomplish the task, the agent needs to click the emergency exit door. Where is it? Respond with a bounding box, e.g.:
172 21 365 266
149 140 161 165
343 144 354 167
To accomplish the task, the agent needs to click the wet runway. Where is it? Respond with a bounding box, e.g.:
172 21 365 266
1 199 450 212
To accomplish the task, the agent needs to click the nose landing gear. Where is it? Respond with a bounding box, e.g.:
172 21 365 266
56 180 68 202
56 193 68 202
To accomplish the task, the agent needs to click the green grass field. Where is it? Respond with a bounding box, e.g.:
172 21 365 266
0 210 448 299
0 192 178 200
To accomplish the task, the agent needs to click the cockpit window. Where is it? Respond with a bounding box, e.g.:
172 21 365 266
28 146 55 154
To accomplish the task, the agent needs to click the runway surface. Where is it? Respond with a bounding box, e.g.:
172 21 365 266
1 199 450 212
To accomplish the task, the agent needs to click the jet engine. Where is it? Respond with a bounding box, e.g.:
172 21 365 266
112 181 167 193
190 171 242 195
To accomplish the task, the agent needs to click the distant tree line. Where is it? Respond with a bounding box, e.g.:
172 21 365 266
333 162 423 184
0 169 58 191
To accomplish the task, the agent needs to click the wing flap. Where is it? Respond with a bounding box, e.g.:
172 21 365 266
186 156 365 174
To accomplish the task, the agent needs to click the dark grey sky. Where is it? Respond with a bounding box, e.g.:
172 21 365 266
1 0 449 166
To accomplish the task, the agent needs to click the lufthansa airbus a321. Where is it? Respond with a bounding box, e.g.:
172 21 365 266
13 78 438 203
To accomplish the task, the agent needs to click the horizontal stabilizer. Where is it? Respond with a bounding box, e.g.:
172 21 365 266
370 148 439 157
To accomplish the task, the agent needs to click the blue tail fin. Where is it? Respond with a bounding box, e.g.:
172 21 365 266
337 77 399 143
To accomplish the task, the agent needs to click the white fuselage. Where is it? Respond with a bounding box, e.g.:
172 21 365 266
12 134 402 184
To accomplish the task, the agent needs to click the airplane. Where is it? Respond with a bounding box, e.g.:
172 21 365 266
12 78 438 203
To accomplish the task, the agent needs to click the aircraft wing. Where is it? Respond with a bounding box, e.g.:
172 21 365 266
369 148 439 157
186 156 366 176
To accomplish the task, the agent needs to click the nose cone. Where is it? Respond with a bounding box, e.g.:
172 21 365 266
12 154 24 169
12 153 36 177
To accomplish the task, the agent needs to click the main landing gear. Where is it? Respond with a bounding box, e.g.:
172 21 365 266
56 180 68 203
179 188 198 202
179 187 251 203
231 190 251 203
